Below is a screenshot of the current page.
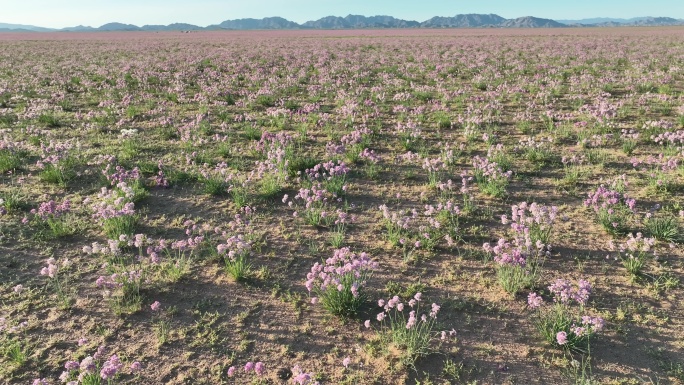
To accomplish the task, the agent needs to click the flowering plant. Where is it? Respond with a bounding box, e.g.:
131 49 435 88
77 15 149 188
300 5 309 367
584 184 635 235
306 248 376 317
608 232 656 280
365 293 453 367
528 279 603 352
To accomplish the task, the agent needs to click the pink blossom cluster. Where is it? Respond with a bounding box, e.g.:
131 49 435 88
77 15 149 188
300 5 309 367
32 199 71 220
547 278 592 306
305 247 377 300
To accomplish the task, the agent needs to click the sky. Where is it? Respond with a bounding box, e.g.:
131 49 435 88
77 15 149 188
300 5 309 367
3 0 684 28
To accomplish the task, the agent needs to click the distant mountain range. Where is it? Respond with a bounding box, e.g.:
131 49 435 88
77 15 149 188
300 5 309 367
1 14 683 32
558 16 684 27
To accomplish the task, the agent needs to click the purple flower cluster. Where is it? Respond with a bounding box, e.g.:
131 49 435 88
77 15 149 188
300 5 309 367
631 153 680 190
154 162 169 188
561 153 587 167
472 155 512 179
584 184 635 233
217 234 251 261
100 354 123 380
340 126 372 147
58 347 140 384
83 240 122 257
651 129 684 147
284 183 341 226
548 278 592 306
32 199 71 220
291 365 320 385
36 140 72 169
170 234 205 252
471 155 513 191
40 257 69 278
102 163 141 186
306 248 377 303
584 185 635 213
92 185 137 220
514 135 553 152
632 153 679 172
421 157 445 173
254 131 293 153
304 160 349 182
199 162 237 183
501 201 558 246
96 270 142 291
608 232 656 264
251 144 289 181
359 148 380 163
483 239 528 266
227 361 266 377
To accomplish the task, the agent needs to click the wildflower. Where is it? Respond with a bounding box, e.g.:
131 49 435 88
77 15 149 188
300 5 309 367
556 331 568 345
430 303 441 318
342 356 351 368
254 362 265 376
227 366 236 377
364 320 371 328
406 311 417 329
12 284 23 294
527 292 543 309
100 354 123 380
150 301 161 311
80 356 96 373
244 361 255 372
130 361 142 373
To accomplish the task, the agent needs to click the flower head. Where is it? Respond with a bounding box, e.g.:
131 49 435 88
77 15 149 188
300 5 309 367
556 331 568 345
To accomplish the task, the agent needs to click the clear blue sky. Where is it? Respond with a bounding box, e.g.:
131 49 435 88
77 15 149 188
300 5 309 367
3 0 683 28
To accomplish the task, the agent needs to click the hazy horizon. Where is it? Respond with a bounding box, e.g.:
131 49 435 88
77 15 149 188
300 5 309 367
3 0 683 29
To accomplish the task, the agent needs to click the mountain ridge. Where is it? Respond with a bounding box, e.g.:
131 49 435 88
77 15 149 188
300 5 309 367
1 14 683 32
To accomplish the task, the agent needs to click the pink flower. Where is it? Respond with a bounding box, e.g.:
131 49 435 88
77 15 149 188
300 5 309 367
342 357 351 368
254 362 265 376
556 331 568 345
527 292 543 309
150 301 161 311
227 366 236 377
244 362 255 372
364 320 371 328
130 362 142 373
